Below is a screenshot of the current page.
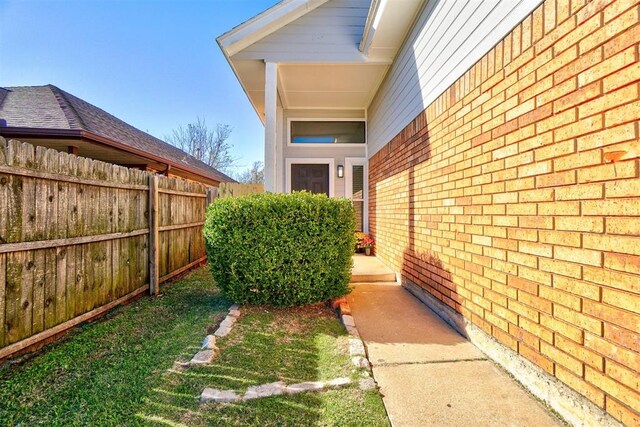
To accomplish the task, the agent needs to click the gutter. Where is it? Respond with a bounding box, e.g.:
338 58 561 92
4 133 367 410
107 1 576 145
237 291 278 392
359 0 384 54
0 126 230 185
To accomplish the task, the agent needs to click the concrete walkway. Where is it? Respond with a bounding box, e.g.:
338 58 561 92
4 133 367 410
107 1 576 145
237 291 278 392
348 256 562 427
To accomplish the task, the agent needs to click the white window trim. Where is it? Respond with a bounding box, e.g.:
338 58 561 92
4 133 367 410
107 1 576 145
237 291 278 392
286 117 367 148
285 157 335 197
345 157 368 233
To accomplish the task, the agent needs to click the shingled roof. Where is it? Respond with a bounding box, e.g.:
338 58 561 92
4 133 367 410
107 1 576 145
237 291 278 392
0 85 234 183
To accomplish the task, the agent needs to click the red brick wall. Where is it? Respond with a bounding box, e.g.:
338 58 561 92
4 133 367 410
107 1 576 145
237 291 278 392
368 0 640 424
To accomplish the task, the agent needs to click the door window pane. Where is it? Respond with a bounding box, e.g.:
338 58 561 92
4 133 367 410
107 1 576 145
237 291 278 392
291 164 329 196
352 165 364 200
351 164 364 231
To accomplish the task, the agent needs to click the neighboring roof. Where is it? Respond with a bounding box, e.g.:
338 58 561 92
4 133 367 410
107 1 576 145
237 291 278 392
0 88 10 115
0 85 234 183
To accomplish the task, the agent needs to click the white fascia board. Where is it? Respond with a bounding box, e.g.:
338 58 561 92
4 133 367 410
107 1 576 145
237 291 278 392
217 0 331 57
359 0 384 54
216 45 266 125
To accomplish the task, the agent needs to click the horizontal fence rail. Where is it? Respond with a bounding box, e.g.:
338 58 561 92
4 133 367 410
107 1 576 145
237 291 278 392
0 138 217 360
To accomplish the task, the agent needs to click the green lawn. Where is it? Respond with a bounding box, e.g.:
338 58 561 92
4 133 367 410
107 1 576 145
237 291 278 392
0 267 389 426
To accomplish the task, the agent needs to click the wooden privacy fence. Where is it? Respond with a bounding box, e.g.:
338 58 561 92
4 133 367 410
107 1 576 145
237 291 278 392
0 138 212 359
218 182 264 198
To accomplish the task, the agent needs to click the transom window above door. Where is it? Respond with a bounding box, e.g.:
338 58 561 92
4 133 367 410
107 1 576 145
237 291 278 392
290 120 365 144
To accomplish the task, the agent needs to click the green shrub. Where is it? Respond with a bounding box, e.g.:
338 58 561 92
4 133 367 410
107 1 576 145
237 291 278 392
204 192 356 306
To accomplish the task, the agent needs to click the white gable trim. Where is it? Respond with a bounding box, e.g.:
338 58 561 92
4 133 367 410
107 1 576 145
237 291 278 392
217 0 331 57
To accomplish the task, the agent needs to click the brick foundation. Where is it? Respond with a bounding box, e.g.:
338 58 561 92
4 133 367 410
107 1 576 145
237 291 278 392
368 0 640 424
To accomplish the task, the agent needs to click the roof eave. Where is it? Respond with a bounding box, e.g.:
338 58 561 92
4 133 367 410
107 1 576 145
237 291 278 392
0 126 232 185
216 38 266 125
216 0 338 122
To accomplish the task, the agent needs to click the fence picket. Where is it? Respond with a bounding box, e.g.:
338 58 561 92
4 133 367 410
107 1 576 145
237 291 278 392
0 254 6 347
149 175 159 295
5 252 23 344
0 138 261 360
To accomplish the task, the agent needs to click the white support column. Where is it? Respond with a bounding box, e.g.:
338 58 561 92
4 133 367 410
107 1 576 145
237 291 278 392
264 61 278 193
275 105 284 193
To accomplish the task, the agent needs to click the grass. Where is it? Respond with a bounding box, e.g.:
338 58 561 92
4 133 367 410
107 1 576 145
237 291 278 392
0 267 389 426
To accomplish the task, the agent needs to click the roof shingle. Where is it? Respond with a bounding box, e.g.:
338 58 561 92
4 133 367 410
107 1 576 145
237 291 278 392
0 85 233 183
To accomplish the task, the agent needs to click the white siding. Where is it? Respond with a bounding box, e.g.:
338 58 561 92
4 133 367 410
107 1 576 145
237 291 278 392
367 0 544 156
233 0 371 62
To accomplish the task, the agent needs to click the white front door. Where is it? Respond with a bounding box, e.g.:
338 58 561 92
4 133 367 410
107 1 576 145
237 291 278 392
345 157 367 233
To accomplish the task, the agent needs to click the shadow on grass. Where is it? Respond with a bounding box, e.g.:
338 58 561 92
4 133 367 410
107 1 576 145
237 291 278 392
0 268 388 426
136 305 388 427
0 268 230 427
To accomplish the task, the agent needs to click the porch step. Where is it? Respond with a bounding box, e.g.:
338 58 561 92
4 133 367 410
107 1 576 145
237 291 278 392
351 254 397 283
350 272 397 283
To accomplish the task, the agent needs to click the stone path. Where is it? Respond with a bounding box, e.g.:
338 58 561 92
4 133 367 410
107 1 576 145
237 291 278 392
200 377 354 403
347 257 564 427
198 297 377 405
167 304 242 372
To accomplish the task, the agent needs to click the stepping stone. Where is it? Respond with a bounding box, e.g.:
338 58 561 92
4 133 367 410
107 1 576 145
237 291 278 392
219 316 236 329
352 356 370 369
342 315 356 327
202 335 216 349
349 338 366 356
229 309 241 317
229 304 240 311
286 381 325 394
243 381 286 400
339 302 352 315
332 297 347 309
214 325 232 337
346 325 360 337
190 349 217 366
200 388 240 403
359 378 376 390
326 377 351 388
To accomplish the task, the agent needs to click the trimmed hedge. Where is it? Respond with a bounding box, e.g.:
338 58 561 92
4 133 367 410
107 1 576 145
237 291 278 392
204 192 356 306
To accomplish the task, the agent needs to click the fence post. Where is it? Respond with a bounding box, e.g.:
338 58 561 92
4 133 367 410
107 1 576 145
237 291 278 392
149 175 159 295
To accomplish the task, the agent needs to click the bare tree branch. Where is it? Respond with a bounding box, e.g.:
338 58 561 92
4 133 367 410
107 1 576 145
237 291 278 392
165 118 235 173
235 161 264 184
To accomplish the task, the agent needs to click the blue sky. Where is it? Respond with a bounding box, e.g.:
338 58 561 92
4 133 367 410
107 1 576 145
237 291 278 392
0 0 277 173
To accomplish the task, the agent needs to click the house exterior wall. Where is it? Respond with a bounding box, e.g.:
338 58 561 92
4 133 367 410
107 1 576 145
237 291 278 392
279 108 366 198
233 0 370 62
367 0 546 156
367 0 640 424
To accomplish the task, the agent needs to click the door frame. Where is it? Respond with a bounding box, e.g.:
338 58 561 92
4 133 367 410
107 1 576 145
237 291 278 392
285 158 335 197
345 157 368 233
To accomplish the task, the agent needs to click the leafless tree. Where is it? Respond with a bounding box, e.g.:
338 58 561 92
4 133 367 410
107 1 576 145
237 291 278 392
165 118 235 172
236 161 264 184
